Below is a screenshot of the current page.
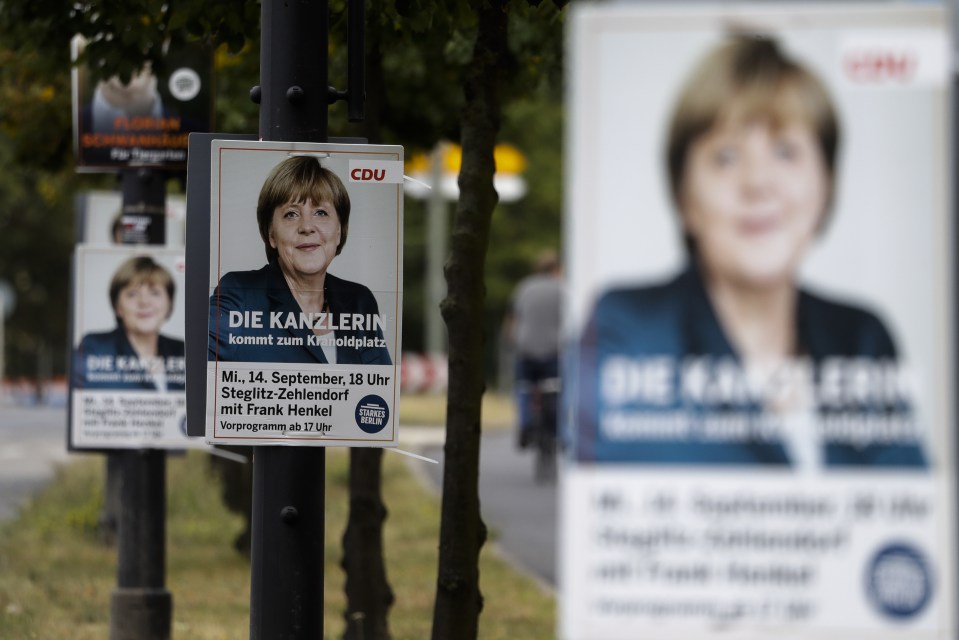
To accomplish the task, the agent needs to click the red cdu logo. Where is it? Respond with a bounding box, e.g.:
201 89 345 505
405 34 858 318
348 159 404 184
350 167 387 182
844 49 916 84
839 32 947 89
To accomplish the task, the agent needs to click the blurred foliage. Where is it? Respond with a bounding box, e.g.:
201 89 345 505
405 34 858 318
0 46 106 379
0 0 565 382
0 0 259 82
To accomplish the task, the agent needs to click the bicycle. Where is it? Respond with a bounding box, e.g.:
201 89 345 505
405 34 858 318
519 376 561 483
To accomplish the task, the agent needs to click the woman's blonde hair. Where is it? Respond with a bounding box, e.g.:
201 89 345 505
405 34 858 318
256 156 352 265
666 35 839 219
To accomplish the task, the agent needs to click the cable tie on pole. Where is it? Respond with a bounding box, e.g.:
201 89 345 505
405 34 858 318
209 447 250 464
404 175 432 190
386 447 439 464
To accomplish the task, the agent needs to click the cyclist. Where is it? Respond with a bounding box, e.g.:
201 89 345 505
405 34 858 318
505 250 563 449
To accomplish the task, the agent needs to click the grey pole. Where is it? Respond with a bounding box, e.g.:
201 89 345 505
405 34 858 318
250 0 329 637
110 168 172 640
425 144 448 356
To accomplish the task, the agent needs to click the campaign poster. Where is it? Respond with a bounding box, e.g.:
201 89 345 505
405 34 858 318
76 190 186 247
206 140 403 447
70 246 201 449
562 4 955 639
72 36 213 171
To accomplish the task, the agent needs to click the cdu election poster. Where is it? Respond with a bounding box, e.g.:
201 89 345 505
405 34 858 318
70 246 201 449
562 4 956 639
206 140 403 447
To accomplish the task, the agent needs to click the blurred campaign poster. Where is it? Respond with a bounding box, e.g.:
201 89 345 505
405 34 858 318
72 36 212 171
562 4 955 639
206 140 403 448
75 190 186 247
70 246 202 449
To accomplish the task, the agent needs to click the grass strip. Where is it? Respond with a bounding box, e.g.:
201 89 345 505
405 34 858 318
0 440 553 639
398 392 516 429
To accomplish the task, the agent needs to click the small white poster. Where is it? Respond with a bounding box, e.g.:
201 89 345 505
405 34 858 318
70 246 200 449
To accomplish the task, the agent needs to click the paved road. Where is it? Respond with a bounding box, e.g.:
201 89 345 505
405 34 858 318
0 405 75 521
417 429 559 588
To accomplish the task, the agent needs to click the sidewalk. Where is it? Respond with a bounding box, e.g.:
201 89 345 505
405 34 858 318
0 405 74 521
399 422 559 591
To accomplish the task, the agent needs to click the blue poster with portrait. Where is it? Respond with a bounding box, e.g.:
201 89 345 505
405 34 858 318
71 36 213 171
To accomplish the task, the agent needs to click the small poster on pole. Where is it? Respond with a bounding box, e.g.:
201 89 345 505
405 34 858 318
71 36 213 171
206 140 404 447
70 246 200 449
76 190 186 247
563 4 955 639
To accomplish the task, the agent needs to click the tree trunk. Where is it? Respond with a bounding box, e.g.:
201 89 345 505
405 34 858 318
342 448 395 640
431 2 509 638
340 27 395 640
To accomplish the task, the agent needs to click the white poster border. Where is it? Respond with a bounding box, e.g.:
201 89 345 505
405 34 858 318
70 245 202 450
205 140 404 448
562 3 956 638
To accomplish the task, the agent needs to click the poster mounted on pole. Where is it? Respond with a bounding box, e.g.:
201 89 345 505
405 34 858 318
562 4 955 639
70 246 201 449
71 36 213 172
206 140 404 447
75 190 187 247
